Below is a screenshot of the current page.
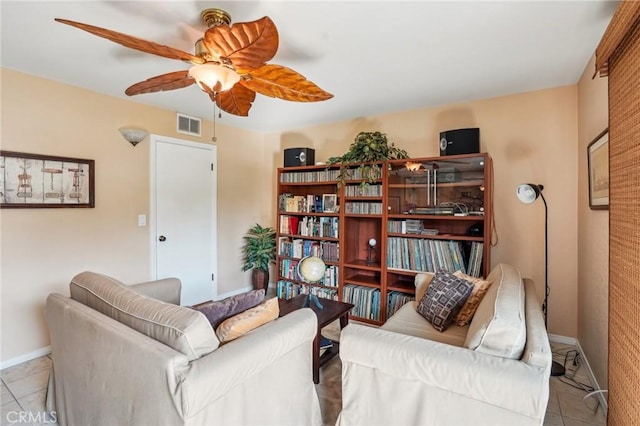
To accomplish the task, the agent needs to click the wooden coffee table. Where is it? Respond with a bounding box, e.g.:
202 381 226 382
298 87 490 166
279 295 354 384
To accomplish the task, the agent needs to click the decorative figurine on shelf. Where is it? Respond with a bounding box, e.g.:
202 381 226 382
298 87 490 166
366 238 377 264
297 255 326 309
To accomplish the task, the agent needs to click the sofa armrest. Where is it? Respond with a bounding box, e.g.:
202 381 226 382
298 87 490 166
178 308 317 417
130 278 181 304
340 323 550 420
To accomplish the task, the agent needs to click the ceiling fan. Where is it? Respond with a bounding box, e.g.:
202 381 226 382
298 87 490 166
55 8 333 117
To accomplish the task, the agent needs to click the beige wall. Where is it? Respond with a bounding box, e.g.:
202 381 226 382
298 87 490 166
577 55 609 389
271 85 580 337
2 67 586 364
0 69 266 363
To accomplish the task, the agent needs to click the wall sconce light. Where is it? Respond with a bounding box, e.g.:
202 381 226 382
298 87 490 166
119 128 148 147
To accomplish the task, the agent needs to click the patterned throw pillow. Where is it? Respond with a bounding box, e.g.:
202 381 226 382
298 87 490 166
453 271 493 326
191 289 265 329
215 297 280 343
416 270 473 332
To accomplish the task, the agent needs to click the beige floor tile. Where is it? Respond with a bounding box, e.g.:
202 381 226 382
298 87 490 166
1 383 15 407
3 370 49 400
558 391 606 425
17 389 47 416
544 411 564 426
563 417 605 426
0 357 50 385
1 400 22 426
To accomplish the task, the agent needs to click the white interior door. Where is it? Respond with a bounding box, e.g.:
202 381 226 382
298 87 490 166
151 135 217 305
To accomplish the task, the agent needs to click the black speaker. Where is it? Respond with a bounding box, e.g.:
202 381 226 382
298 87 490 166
439 128 480 156
284 148 315 167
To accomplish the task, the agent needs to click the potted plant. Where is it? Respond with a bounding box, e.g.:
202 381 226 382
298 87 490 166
327 131 410 185
241 223 277 291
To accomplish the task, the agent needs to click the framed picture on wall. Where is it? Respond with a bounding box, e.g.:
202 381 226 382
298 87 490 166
587 129 609 210
0 151 95 208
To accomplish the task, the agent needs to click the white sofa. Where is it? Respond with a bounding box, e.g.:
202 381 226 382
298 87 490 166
45 272 322 426
338 264 552 426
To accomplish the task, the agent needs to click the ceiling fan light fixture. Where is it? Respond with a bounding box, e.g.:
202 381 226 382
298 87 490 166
189 64 240 93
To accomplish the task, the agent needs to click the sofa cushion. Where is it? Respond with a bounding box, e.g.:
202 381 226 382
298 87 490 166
464 264 526 359
70 271 219 361
416 270 473 332
381 302 468 346
215 297 280 343
192 289 265 329
453 271 493 326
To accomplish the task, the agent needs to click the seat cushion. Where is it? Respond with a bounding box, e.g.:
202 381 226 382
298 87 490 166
382 302 468 347
464 264 526 360
70 271 219 361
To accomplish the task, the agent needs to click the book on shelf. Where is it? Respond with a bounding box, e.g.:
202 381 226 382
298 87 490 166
386 237 484 277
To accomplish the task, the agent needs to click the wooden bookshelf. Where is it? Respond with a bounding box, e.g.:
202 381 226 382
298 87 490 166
275 153 492 324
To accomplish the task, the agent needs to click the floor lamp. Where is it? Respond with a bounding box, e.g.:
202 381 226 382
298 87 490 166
516 183 566 377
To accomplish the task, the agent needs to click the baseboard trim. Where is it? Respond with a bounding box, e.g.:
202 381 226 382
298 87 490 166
575 339 608 415
1 346 51 370
216 285 255 300
548 333 576 345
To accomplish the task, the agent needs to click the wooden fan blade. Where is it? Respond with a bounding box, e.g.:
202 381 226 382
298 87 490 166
203 16 278 71
55 18 205 64
212 84 257 116
125 70 195 96
240 64 333 102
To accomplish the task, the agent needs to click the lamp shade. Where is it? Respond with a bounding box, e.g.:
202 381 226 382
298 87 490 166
516 183 544 204
189 64 240 92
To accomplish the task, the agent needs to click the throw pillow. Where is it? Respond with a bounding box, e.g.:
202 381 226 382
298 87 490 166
216 297 279 343
416 270 473 332
453 271 493 326
192 289 265 329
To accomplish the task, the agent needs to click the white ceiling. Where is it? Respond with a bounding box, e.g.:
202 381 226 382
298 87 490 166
1 1 617 133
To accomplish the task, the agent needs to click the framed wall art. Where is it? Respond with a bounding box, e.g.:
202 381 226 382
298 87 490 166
587 129 609 210
0 151 95 208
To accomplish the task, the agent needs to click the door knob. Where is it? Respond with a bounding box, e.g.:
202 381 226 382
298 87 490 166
159 235 166 242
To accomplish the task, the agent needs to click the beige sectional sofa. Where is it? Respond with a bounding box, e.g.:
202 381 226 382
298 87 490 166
338 263 552 426
45 272 322 426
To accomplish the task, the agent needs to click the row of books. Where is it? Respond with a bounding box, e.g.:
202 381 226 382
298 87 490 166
280 169 340 183
278 238 340 262
386 237 483 277
387 219 431 234
467 242 484 278
387 291 415 317
343 285 381 321
344 184 382 197
297 216 339 238
276 280 339 301
279 193 325 213
344 201 383 215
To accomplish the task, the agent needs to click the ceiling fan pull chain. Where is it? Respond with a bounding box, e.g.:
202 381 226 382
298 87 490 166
212 103 217 143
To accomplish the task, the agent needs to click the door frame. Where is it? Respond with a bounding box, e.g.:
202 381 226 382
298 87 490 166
149 134 217 300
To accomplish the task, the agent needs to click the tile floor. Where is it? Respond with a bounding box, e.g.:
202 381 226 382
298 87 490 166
1 333 606 426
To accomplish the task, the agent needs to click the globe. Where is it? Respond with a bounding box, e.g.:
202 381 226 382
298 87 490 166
298 256 326 282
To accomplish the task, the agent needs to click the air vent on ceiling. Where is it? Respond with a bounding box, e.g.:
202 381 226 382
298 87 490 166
176 113 202 137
